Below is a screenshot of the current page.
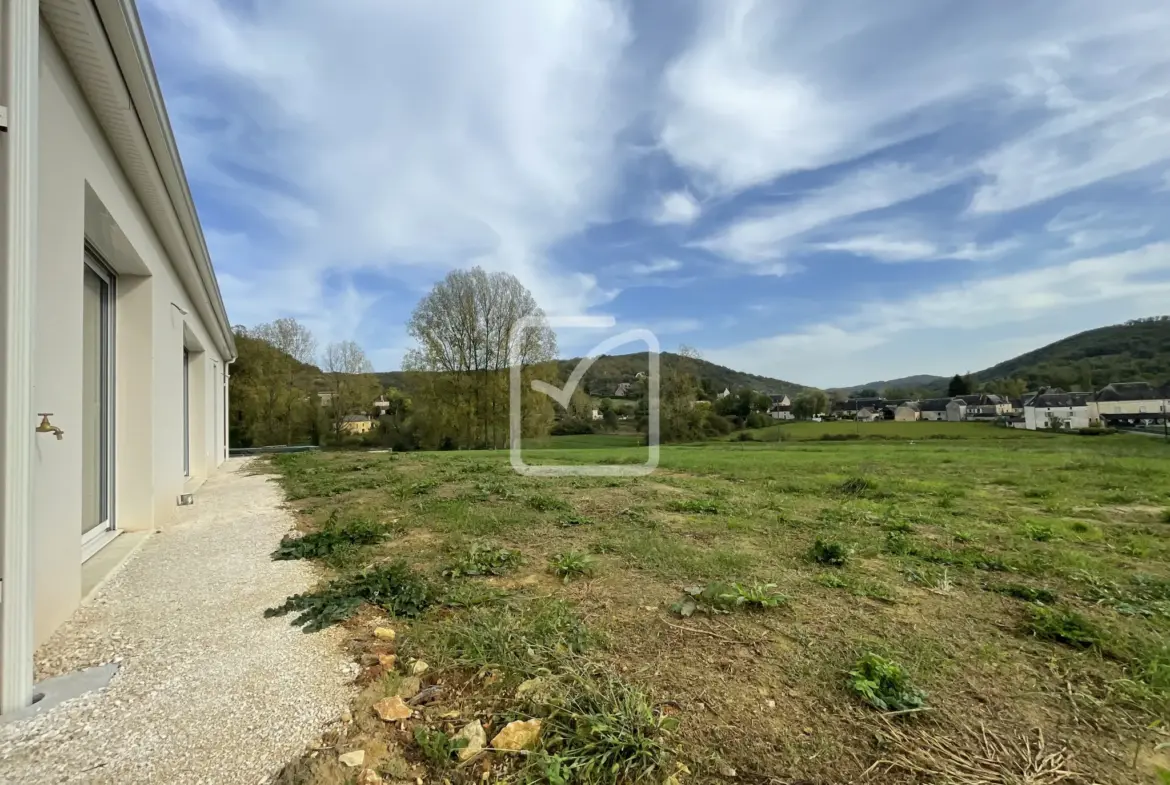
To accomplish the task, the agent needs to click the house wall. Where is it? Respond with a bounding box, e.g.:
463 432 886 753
30 25 227 645
1096 400 1166 416
894 408 919 422
946 403 966 422
1024 406 1092 430
921 410 946 421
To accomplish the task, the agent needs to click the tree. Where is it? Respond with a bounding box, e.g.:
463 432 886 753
321 340 380 440
249 317 317 364
229 322 320 448
857 388 880 399
883 386 910 400
403 267 557 449
792 389 829 419
947 374 971 397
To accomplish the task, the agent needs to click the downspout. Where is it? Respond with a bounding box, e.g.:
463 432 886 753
1 0 39 714
224 357 234 460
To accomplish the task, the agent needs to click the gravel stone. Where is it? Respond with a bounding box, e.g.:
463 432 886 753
0 459 351 784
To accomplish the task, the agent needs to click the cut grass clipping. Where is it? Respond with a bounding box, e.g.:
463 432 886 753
848 653 927 712
549 551 595 583
671 582 787 617
442 543 522 578
271 511 387 564
265 560 433 632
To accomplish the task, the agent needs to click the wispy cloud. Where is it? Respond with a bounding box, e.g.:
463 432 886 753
629 258 683 275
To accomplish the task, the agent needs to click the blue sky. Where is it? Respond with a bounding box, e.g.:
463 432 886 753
140 0 1170 388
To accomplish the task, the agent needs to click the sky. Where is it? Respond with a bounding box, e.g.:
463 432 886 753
140 0 1170 389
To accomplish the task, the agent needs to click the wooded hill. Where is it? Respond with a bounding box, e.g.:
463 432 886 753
923 316 1170 393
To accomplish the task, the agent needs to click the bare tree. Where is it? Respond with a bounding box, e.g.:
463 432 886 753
321 340 379 439
250 317 318 365
404 267 557 448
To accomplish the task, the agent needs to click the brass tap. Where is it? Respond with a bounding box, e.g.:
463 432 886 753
36 413 64 440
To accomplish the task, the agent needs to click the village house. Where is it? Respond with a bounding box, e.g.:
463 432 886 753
960 393 1013 421
1093 382 1169 428
855 407 881 423
1023 389 1096 430
614 382 631 397
894 402 921 421
768 394 794 420
946 399 967 422
919 398 953 421
340 414 375 436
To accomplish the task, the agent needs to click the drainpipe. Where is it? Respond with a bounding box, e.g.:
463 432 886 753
223 357 234 459
1 0 40 714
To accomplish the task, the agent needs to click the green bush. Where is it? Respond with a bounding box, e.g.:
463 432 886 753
810 538 851 566
847 653 927 711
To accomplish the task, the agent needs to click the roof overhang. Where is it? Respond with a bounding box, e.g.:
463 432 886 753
40 0 236 360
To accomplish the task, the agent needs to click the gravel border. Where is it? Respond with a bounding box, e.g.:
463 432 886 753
0 459 352 784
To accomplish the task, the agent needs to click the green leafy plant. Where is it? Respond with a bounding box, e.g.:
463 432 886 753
991 583 1058 604
442 543 522 578
549 551 595 583
883 531 912 555
413 725 467 766
265 560 434 632
271 511 388 564
810 538 851 566
528 493 571 512
847 653 927 712
560 513 595 527
671 582 787 617
814 572 849 589
1023 606 1106 650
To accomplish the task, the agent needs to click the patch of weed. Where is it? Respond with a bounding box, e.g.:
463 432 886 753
442 543 523 578
1022 522 1056 542
413 726 467 766
528 493 571 512
1023 487 1054 499
271 511 388 565
549 551 596 583
665 499 722 515
990 583 1058 604
532 669 676 785
560 513 595 528
265 560 434 632
671 581 787 616
814 572 849 589
839 476 876 496
1160 508 1170 524
441 582 509 609
1024 605 1107 650
883 531 912 555
847 653 927 711
810 538 851 566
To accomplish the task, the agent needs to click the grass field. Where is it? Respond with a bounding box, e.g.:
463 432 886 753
264 429 1170 784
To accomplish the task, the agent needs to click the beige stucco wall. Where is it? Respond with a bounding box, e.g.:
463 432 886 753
1096 400 1165 416
32 24 227 645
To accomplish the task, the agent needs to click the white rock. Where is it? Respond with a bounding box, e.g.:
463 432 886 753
453 720 487 761
339 750 365 768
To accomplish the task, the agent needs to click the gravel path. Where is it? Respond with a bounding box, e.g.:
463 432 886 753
0 459 351 784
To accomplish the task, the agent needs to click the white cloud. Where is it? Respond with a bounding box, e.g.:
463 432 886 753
704 241 1170 386
813 233 1018 263
696 163 959 264
629 258 683 275
144 0 634 342
1044 208 1152 253
661 0 1170 205
652 191 701 224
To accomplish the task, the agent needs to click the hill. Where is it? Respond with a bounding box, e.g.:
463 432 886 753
919 316 1170 393
375 352 807 397
833 374 946 395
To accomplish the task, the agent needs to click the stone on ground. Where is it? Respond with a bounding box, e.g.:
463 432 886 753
491 719 542 751
453 720 487 761
373 696 413 722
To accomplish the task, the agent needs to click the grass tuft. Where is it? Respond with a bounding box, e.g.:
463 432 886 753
527 493 571 512
810 538 851 566
991 583 1058 604
441 543 522 578
549 551 595 583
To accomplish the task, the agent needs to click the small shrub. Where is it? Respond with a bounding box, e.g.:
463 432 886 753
413 725 467 766
671 582 787 617
271 511 388 564
528 493 570 512
847 653 927 711
1077 427 1116 436
549 551 595 583
265 560 434 632
665 499 722 515
991 583 1058 604
442 543 522 578
810 538 851 566
1024 606 1106 650
821 433 861 441
734 431 759 442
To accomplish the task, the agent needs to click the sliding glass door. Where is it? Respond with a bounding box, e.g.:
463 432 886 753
82 257 114 544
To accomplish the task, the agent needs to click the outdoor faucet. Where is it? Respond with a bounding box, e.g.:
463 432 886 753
36 413 65 440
